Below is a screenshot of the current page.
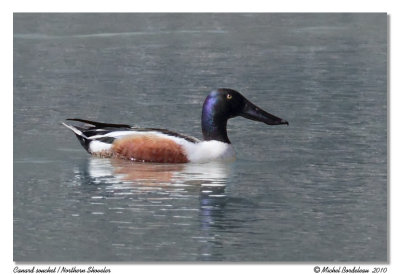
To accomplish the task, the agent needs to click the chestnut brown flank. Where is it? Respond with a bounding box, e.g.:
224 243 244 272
111 135 189 163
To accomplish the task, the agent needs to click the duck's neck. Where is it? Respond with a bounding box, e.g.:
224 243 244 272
201 108 230 144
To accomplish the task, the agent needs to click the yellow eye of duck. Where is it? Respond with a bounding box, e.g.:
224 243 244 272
226 94 232 100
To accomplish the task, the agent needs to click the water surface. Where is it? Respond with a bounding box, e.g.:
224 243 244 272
13 13 387 261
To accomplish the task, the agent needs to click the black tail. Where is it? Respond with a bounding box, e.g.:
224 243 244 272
74 134 91 153
62 122 91 153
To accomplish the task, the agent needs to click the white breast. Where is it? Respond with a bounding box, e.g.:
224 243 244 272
182 140 236 163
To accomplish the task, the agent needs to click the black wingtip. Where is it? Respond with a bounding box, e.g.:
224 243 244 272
66 118 132 128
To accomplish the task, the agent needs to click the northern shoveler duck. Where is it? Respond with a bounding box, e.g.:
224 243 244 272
63 88 288 163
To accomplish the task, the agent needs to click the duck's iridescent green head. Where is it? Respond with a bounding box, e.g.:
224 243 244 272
201 88 288 143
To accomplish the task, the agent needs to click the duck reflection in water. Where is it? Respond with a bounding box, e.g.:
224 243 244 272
73 158 232 257
79 157 231 188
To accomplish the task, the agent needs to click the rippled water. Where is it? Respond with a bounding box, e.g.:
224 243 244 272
13 13 387 261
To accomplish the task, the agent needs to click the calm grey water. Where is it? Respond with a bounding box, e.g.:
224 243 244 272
13 13 387 262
